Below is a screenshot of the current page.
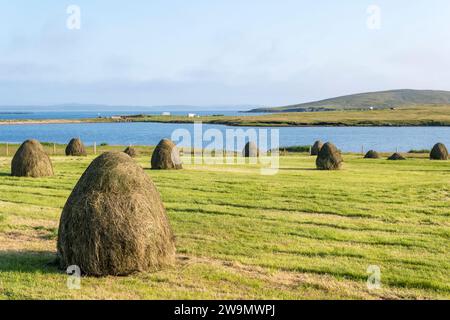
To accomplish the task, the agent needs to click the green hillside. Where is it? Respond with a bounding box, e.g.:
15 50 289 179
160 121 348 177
250 89 450 112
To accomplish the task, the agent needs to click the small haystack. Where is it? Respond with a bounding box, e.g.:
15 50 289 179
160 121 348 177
151 139 182 170
387 153 406 160
124 146 138 158
364 150 380 159
311 140 324 156
243 141 259 157
316 142 343 170
11 139 54 177
65 138 87 156
57 152 176 276
430 143 448 160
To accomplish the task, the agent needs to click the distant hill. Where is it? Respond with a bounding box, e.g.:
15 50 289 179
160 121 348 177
249 89 450 112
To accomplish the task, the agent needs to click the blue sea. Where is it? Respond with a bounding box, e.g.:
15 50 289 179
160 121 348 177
0 111 449 152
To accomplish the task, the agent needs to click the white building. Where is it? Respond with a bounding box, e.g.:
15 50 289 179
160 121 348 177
162 112 171 116
188 113 196 118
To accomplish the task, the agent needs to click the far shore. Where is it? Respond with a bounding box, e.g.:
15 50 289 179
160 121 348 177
0 119 94 125
1 105 450 127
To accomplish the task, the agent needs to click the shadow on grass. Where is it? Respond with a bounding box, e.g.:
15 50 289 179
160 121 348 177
0 250 60 274
0 172 11 177
279 167 317 171
396 168 450 173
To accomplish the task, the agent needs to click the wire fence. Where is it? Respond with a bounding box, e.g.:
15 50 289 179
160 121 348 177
0 142 274 158
0 142 104 157
0 142 405 157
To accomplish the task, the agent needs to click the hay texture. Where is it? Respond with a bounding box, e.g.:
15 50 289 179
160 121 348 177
65 138 87 156
311 140 324 156
124 146 138 158
387 153 406 160
364 150 380 159
151 139 182 170
11 139 54 177
243 141 260 157
430 143 448 160
316 142 343 170
57 152 176 276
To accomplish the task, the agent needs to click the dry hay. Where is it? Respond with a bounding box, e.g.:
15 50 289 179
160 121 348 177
364 150 380 159
243 141 260 157
151 139 182 170
311 140 324 156
316 142 343 170
430 143 448 160
387 153 406 160
65 138 87 156
11 139 54 177
57 152 176 276
124 146 138 158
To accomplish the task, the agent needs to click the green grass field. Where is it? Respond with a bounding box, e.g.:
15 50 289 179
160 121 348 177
0 148 449 299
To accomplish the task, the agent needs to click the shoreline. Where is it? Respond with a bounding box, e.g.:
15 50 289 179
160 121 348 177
0 118 449 127
0 119 96 125
1 105 450 127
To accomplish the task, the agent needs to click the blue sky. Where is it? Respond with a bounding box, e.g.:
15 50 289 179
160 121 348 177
0 0 450 107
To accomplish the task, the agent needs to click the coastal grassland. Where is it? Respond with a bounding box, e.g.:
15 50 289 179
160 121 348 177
1 105 450 127
0 152 449 299
125 104 450 126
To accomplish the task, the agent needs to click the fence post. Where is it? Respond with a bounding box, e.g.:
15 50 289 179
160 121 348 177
94 142 97 155
361 145 364 155
53 143 56 155
6 142 9 156
309 145 312 155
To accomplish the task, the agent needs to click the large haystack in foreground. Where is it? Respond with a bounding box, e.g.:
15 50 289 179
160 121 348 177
243 141 260 157
430 143 448 160
316 142 343 170
387 153 406 160
57 152 175 276
65 138 87 156
151 139 182 170
11 139 54 178
364 150 380 159
311 140 324 156
124 146 138 158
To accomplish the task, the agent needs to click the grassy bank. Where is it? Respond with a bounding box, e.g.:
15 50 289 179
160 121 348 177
0 150 448 299
1 105 450 127
122 105 450 127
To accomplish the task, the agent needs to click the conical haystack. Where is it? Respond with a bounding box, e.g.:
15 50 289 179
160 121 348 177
311 140 324 156
316 142 343 170
364 150 380 159
243 141 259 157
151 139 182 170
430 143 448 160
65 138 87 156
124 146 138 158
387 152 406 160
11 139 54 177
57 152 175 276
